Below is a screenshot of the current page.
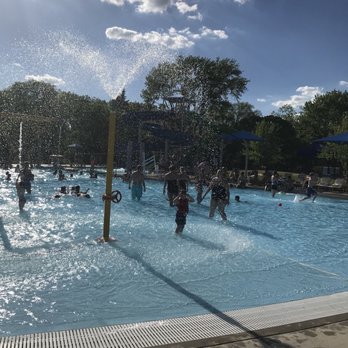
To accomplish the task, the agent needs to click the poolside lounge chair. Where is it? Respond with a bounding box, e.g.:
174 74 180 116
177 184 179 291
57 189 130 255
316 177 334 191
330 178 347 191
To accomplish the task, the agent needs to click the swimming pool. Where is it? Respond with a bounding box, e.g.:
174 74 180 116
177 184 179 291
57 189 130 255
1 169 348 336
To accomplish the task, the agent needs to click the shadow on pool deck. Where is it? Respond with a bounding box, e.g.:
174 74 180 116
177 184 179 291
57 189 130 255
201 317 348 348
181 234 226 251
0 217 13 251
109 243 293 348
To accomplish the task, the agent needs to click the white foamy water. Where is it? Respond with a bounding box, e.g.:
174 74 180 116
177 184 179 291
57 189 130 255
1 169 348 336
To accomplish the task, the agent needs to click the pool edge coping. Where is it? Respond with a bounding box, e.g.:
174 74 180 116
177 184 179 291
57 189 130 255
2 291 348 347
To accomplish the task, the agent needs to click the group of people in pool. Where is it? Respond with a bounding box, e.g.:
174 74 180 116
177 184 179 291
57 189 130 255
54 185 90 199
127 164 319 234
269 170 317 202
7 162 317 231
127 163 245 234
7 162 91 211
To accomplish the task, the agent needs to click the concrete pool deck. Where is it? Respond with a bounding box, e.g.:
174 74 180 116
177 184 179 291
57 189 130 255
1 291 348 348
206 318 348 347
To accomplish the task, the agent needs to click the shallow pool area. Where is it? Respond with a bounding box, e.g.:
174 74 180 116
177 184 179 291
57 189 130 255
1 169 348 336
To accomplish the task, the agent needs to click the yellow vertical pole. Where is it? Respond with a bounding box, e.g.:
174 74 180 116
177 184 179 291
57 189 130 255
103 111 116 242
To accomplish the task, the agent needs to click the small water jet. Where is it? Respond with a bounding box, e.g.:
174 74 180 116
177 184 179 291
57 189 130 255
18 121 23 167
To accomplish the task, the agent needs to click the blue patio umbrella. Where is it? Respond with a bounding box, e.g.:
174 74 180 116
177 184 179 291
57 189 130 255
314 131 348 144
220 131 264 173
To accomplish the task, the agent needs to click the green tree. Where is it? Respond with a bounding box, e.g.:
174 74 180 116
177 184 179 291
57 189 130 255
0 81 111 164
141 55 249 165
231 102 262 124
317 114 348 177
142 55 248 119
0 81 59 164
0 80 58 116
297 90 348 142
65 95 109 163
251 116 299 170
271 104 299 127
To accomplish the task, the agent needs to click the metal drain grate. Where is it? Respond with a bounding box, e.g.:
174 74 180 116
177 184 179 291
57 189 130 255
1 291 348 348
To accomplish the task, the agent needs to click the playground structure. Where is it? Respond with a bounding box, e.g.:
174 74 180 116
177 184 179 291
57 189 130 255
123 110 192 174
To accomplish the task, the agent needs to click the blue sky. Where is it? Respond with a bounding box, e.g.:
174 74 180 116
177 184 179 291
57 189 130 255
0 0 348 115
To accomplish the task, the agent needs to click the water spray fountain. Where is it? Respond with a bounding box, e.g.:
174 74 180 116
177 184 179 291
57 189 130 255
54 33 173 240
0 31 174 239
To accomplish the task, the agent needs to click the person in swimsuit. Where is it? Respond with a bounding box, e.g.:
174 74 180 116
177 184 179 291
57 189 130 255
71 185 91 198
271 170 280 197
300 172 317 202
201 169 230 220
5 171 11 181
195 162 209 204
173 189 194 234
21 162 34 194
178 166 190 191
54 186 69 198
16 175 26 211
163 165 179 207
129 165 146 201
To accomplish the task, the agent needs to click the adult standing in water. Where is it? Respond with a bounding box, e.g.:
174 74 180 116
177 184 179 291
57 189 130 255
163 165 179 207
195 162 208 204
178 166 190 191
129 165 146 201
16 175 26 211
21 161 34 194
201 169 230 220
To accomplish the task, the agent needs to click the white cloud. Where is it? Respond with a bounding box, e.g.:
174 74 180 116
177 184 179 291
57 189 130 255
257 98 266 103
105 26 194 49
100 0 202 16
234 0 249 4
198 26 228 39
339 80 348 87
135 0 172 13
175 1 197 14
105 26 228 49
25 73 65 86
272 86 324 109
188 12 203 21
100 0 125 5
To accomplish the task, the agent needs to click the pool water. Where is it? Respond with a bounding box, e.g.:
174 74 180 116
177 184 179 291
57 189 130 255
1 169 348 336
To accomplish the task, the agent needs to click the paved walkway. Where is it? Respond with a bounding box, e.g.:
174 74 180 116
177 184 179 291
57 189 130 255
204 319 348 348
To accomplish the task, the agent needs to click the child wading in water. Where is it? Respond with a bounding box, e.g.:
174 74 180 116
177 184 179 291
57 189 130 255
173 189 194 234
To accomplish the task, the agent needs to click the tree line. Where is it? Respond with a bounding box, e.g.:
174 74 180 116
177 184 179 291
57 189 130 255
0 55 347 176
